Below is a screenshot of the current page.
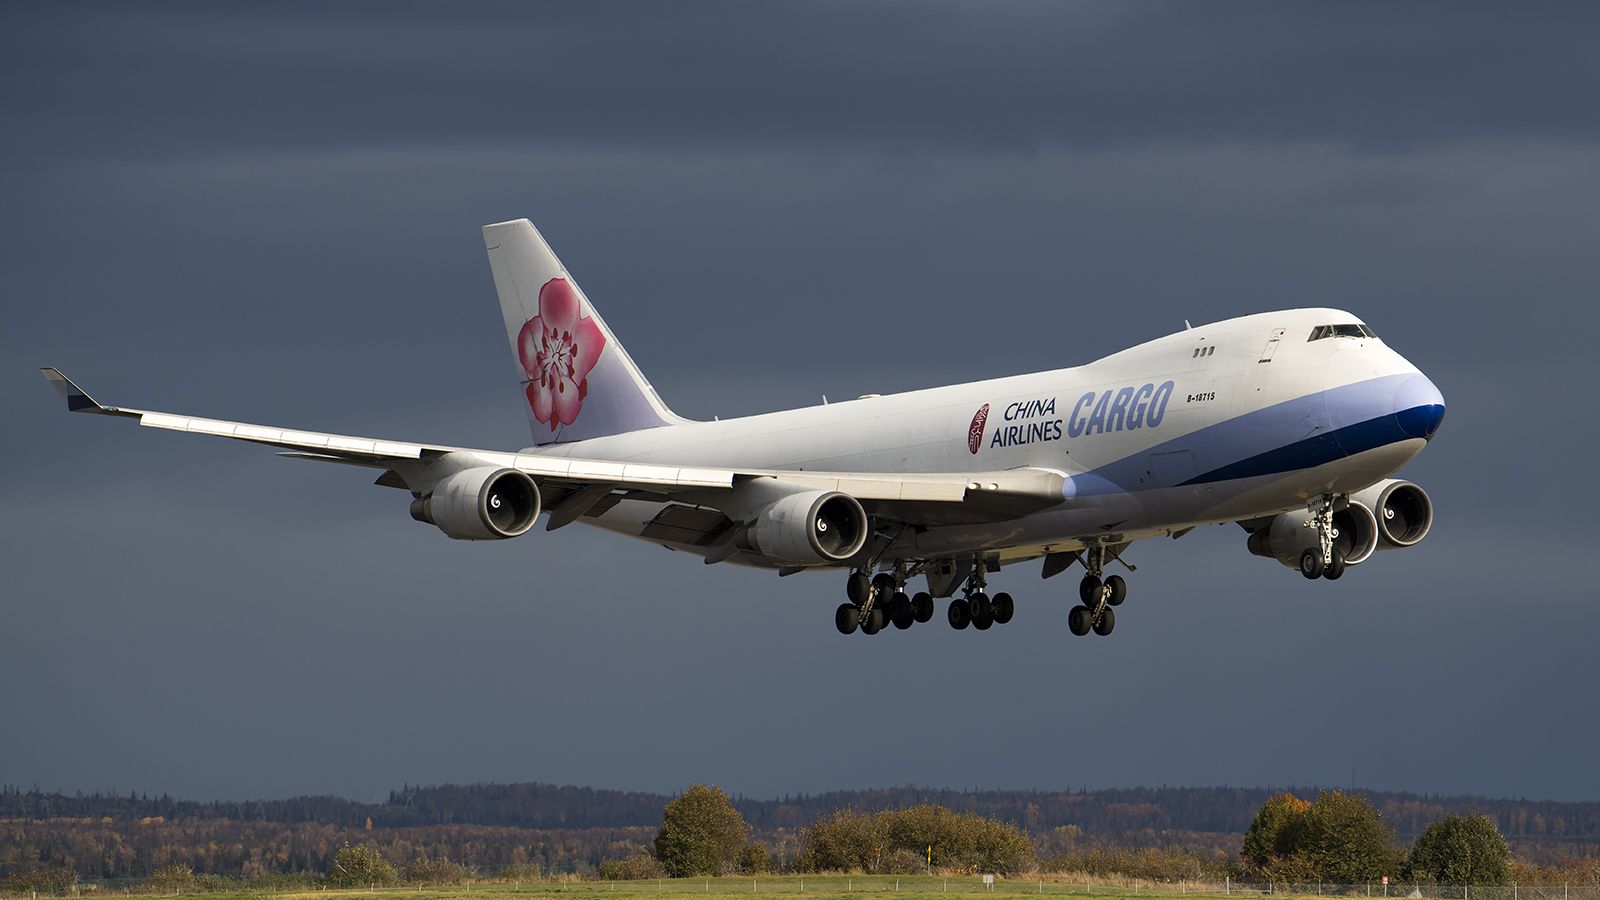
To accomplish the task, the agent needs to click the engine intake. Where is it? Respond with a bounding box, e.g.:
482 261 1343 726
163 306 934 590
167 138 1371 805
1350 479 1433 548
748 490 869 565
411 467 540 540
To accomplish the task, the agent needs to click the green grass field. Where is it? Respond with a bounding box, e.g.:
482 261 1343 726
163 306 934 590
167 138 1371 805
88 878 1240 900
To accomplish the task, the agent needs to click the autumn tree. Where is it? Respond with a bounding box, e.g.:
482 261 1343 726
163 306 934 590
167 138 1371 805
1406 814 1512 885
1293 791 1400 883
1242 793 1311 870
799 809 889 872
653 785 750 877
1242 791 1399 883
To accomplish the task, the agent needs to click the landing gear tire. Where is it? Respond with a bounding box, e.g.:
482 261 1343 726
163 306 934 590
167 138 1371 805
860 606 885 635
835 603 860 635
1299 549 1325 580
846 572 871 605
971 595 994 630
1104 575 1126 607
992 592 1015 624
890 592 914 630
1079 575 1102 605
969 591 992 621
1068 605 1092 636
1322 548 1347 581
912 592 935 623
948 598 971 630
871 571 895 598
1092 606 1116 636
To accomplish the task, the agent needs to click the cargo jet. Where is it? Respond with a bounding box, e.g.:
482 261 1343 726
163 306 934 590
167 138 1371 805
43 219 1446 637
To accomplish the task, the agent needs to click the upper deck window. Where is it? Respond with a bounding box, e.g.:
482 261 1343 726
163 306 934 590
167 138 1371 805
1308 323 1375 341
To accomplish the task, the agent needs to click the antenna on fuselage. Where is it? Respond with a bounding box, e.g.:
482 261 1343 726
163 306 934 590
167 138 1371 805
1184 320 1193 330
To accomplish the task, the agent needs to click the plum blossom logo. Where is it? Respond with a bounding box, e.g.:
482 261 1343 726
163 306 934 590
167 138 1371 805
517 277 606 431
967 403 990 454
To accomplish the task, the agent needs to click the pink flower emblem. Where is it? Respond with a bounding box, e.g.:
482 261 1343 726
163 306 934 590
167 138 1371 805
517 277 606 431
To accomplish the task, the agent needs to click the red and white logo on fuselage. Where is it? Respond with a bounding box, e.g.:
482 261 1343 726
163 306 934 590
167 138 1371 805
967 403 990 454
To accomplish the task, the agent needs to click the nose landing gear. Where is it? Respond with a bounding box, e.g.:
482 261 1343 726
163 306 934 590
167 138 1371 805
1299 494 1349 581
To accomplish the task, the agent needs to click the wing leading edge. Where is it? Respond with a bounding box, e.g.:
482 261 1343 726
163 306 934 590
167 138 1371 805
40 368 1064 517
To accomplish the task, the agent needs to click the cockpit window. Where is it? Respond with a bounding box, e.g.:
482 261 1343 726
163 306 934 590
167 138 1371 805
1308 323 1376 341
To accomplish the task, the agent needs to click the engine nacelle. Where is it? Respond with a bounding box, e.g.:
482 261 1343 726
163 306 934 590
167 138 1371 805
1247 502 1380 569
1349 478 1434 549
410 467 541 540
747 490 869 565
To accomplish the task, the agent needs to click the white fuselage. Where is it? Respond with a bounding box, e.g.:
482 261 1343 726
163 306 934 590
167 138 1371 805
539 308 1444 568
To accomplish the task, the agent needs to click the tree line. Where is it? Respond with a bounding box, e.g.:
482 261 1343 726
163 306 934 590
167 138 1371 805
4 784 1599 889
6 783 1598 846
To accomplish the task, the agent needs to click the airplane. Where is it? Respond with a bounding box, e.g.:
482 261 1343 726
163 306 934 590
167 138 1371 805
42 218 1446 638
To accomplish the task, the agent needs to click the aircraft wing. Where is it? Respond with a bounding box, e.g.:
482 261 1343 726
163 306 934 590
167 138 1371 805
42 368 1063 518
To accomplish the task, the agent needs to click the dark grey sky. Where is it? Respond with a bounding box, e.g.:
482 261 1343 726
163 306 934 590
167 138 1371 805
3 2 1597 803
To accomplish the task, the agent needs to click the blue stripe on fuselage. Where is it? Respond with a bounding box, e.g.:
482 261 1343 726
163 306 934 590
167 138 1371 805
1178 406 1435 485
1063 374 1426 497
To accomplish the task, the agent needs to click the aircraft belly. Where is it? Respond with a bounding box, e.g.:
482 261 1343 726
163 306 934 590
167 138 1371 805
899 438 1422 561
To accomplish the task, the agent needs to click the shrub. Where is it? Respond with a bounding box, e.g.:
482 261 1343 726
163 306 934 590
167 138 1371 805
1045 847 1230 882
148 864 196 894
2 868 79 896
597 856 668 880
402 856 469 885
500 864 544 881
797 804 1034 875
328 843 395 887
738 843 776 875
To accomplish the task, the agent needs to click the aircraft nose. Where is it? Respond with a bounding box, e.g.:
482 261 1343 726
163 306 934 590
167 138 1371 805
1394 374 1446 440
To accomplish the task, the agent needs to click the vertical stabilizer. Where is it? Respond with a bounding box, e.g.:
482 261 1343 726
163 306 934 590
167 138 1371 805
483 219 683 445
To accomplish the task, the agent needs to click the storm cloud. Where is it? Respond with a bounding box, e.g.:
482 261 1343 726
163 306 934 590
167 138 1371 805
1 2 1596 803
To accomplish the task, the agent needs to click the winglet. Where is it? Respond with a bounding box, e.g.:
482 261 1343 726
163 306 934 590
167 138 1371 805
40 368 137 417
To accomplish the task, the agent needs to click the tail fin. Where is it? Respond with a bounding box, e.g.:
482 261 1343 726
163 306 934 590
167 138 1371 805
483 219 683 445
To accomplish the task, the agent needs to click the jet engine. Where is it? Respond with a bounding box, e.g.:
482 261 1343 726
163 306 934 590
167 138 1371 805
1246 502 1380 569
1246 478 1434 569
747 490 869 565
410 467 541 540
1349 478 1434 549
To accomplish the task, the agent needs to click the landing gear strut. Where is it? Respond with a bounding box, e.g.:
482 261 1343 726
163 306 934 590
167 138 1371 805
839 566 934 636
1300 494 1347 581
837 562 1010 636
1069 543 1125 637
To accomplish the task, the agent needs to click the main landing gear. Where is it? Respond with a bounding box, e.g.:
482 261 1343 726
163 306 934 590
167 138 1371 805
836 568 933 636
946 568 1014 633
1068 544 1126 638
1298 494 1348 581
834 548 1133 638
